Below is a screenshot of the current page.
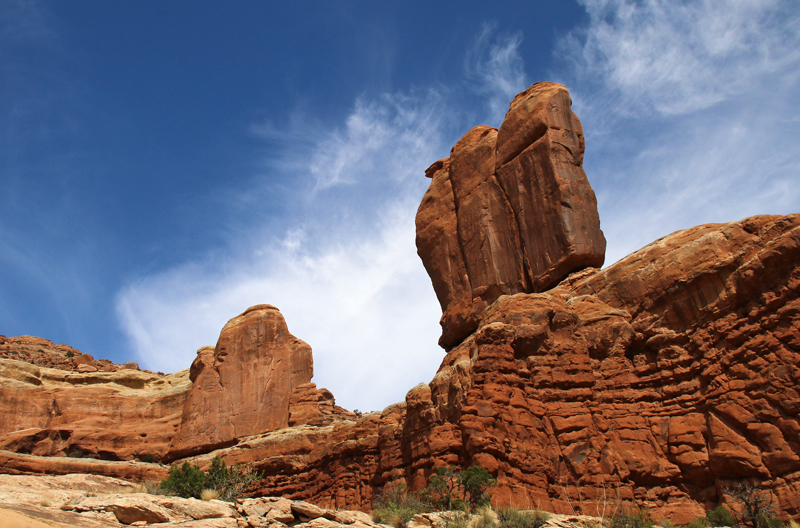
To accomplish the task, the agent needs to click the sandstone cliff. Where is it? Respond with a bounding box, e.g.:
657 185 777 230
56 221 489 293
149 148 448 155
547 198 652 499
1 82 798 524
0 304 350 474
211 214 798 523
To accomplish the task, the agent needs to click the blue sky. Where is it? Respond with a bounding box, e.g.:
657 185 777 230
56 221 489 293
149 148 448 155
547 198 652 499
2 1 799 412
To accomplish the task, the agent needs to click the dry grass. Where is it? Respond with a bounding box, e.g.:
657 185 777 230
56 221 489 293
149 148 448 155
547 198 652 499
201 489 220 501
472 506 498 528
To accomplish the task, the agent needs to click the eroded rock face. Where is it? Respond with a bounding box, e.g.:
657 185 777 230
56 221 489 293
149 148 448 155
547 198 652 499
242 214 800 523
0 358 190 463
416 82 606 349
169 304 314 459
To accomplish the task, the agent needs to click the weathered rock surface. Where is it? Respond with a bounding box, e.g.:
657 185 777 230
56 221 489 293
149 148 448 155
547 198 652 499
168 305 315 459
235 214 799 523
0 304 347 469
0 335 140 373
416 82 606 349
288 383 358 427
3 215 797 522
0 473 391 528
0 356 190 463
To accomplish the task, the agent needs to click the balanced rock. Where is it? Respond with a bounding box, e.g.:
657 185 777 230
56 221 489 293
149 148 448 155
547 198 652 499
416 82 606 349
169 304 314 458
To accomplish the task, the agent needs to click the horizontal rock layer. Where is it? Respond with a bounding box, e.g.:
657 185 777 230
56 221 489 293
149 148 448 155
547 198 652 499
1 214 798 522
242 214 800 522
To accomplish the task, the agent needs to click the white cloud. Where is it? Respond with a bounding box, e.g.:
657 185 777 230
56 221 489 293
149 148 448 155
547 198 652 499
116 89 451 412
557 0 800 266
564 0 800 116
464 23 528 126
117 2 800 415
116 28 534 412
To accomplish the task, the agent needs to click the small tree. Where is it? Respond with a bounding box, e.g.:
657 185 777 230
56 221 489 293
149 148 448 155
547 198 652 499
727 482 778 528
426 466 462 511
459 466 497 509
423 466 497 512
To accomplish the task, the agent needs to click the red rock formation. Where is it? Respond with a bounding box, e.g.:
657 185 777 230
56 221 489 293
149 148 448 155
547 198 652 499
416 82 606 349
0 358 190 463
0 335 137 373
239 214 800 523
288 383 357 427
168 304 314 459
0 304 330 467
1 84 798 525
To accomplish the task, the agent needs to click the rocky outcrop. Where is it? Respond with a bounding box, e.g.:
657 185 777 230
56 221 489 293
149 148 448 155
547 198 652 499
231 214 799 523
288 383 358 427
0 304 345 468
168 305 315 459
0 357 190 463
0 335 140 373
1 83 798 524
0 473 382 527
416 82 606 349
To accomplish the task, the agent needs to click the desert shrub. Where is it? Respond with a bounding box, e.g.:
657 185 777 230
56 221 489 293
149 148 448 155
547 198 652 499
707 506 737 527
496 506 549 528
161 462 206 499
214 461 261 502
686 518 710 528
443 511 471 528
160 456 260 502
200 488 220 501
726 483 780 528
65 351 74 358
372 480 430 528
609 506 653 528
423 466 497 512
473 506 499 528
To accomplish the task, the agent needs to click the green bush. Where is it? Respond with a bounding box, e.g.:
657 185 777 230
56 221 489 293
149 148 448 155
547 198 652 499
372 465 498 527
372 480 430 528
686 517 710 528
423 466 497 512
496 506 549 528
609 507 653 528
707 506 737 527
160 456 260 502
161 462 206 499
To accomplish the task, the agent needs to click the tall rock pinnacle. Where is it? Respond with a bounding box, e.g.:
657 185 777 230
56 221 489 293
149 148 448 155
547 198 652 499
416 82 606 348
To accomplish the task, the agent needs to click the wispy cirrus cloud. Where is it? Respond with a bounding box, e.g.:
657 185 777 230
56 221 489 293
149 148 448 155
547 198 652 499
116 25 535 411
464 22 528 126
117 87 450 412
557 0 800 265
